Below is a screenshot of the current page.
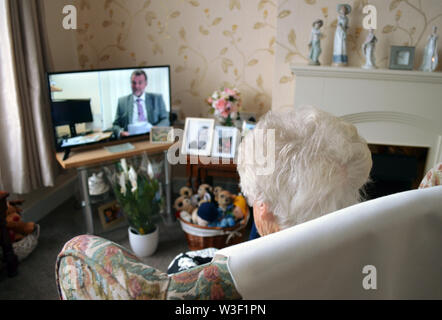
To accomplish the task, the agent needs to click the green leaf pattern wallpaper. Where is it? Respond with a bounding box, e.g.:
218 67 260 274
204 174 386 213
46 0 442 117
273 0 442 110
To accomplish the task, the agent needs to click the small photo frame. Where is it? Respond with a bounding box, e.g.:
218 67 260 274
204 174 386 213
241 121 256 137
182 117 215 156
150 126 174 144
98 200 125 230
211 126 240 158
389 46 415 70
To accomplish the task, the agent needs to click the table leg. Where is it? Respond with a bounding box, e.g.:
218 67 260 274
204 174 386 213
78 168 94 234
163 150 174 224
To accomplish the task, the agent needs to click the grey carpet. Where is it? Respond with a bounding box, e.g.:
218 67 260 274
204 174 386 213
0 196 191 300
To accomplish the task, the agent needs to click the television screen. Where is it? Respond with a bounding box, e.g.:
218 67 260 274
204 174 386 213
47 65 171 152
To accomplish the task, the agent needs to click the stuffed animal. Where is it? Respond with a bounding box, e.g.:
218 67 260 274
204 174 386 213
195 202 220 227
232 194 247 221
197 184 214 203
179 186 193 198
173 196 195 221
6 200 35 242
217 190 233 212
213 186 223 202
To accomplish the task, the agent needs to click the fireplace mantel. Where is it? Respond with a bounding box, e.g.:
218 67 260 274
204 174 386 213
290 65 442 172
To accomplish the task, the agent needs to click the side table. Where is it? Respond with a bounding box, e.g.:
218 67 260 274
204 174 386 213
186 156 240 193
56 141 174 234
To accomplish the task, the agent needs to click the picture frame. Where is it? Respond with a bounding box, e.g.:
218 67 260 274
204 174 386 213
150 126 174 144
211 126 240 158
389 46 415 70
181 117 215 156
98 200 125 230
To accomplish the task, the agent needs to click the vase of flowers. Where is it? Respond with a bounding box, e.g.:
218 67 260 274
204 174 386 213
207 87 242 127
104 154 164 257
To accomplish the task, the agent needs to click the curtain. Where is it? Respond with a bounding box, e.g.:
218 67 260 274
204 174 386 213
0 0 58 194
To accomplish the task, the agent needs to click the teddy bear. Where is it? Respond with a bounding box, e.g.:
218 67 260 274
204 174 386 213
174 196 195 223
213 186 223 202
179 186 193 198
6 200 35 242
215 190 236 228
197 184 214 203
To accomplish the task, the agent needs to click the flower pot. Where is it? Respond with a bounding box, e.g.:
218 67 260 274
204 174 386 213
128 226 159 258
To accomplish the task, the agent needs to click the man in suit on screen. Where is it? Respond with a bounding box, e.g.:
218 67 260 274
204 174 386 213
112 70 170 138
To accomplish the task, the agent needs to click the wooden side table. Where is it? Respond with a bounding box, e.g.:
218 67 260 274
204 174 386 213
0 192 19 277
56 141 174 234
186 156 240 193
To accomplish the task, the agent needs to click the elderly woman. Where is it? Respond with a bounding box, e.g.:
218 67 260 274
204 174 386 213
56 106 373 300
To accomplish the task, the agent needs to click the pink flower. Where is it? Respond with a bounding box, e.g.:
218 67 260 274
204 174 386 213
216 99 226 111
208 97 213 104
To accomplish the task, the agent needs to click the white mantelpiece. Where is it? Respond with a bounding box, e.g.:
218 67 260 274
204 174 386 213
291 65 442 173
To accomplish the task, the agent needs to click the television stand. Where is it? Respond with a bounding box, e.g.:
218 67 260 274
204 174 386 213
63 148 71 161
55 141 174 234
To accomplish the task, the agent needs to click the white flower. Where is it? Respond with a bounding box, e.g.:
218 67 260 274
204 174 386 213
147 160 154 179
128 166 138 193
120 158 128 174
118 172 127 195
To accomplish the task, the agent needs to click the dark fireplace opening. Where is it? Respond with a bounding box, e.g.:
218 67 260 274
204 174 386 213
364 144 429 200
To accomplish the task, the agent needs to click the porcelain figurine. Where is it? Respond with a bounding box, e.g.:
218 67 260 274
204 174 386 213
420 26 439 72
308 19 324 66
333 4 351 66
362 29 377 69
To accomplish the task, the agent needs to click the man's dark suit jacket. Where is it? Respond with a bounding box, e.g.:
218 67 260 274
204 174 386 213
112 92 170 137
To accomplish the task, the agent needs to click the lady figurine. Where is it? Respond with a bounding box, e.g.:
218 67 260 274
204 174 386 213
333 4 351 66
362 29 377 69
420 26 438 72
308 19 324 65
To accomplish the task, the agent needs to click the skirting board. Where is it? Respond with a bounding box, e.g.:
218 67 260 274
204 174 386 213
21 172 77 223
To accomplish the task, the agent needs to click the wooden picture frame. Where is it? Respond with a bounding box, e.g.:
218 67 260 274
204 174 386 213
181 117 215 156
211 126 240 158
150 126 174 144
389 46 415 70
98 200 125 230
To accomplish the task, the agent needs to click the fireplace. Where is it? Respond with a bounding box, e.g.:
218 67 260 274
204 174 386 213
291 65 442 196
365 144 428 199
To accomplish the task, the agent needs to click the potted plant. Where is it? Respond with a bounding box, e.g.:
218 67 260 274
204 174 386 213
104 154 164 257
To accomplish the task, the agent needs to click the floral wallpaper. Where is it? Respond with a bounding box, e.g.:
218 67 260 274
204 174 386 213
273 0 442 110
73 0 277 118
44 0 442 117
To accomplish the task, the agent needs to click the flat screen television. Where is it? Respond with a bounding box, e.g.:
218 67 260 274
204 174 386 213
47 65 171 158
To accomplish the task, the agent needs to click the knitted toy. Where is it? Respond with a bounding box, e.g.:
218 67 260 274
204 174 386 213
232 194 247 221
6 200 35 242
174 196 195 222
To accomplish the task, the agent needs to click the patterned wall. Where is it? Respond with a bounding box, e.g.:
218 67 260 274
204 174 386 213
74 0 277 118
273 0 442 110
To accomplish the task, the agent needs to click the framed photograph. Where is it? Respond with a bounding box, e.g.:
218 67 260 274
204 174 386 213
241 121 256 137
150 126 174 144
389 46 415 70
98 200 125 230
211 126 240 158
181 117 215 156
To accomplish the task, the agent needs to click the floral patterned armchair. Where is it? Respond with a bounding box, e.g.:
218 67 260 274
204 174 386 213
56 163 442 299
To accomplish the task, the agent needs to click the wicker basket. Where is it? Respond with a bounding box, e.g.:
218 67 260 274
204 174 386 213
10 224 40 261
178 209 250 251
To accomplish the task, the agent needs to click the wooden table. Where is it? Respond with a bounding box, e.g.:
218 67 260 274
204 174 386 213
56 141 174 234
186 155 240 193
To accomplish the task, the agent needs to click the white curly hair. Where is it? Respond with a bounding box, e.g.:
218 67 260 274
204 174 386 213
237 106 372 229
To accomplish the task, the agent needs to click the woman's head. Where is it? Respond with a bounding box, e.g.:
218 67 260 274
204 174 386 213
237 106 372 235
